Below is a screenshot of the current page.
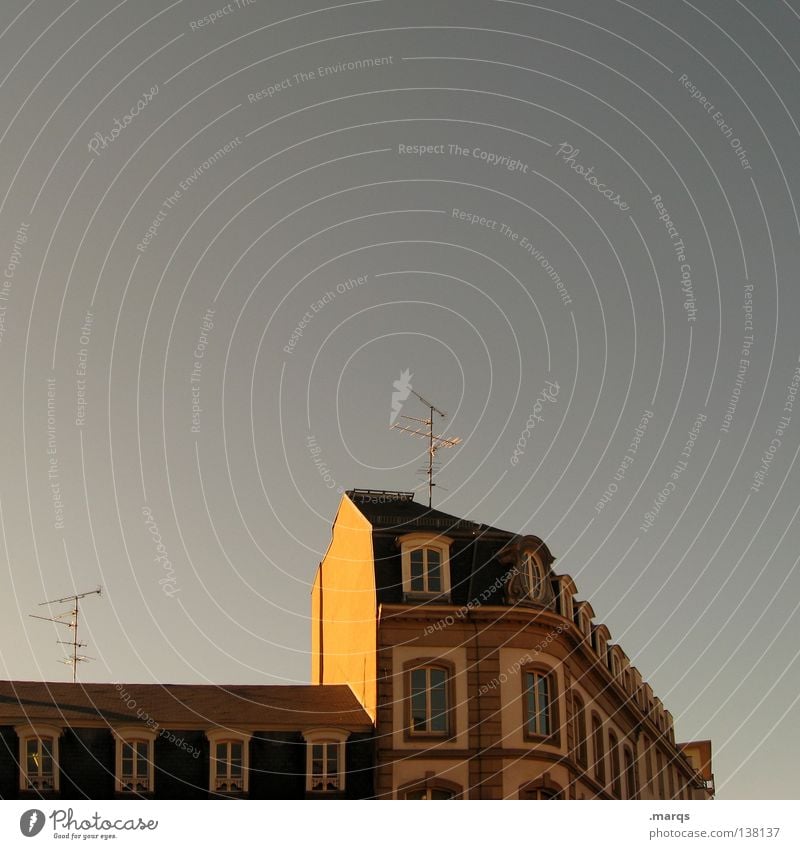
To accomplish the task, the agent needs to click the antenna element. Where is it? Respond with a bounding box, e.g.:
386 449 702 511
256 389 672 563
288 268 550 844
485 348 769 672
30 587 102 683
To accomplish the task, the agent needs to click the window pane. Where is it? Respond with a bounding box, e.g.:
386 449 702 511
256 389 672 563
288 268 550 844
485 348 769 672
430 789 453 799
427 549 441 592
410 550 424 591
327 745 338 776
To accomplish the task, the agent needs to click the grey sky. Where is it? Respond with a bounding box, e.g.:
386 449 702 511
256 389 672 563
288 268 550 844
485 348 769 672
0 0 798 799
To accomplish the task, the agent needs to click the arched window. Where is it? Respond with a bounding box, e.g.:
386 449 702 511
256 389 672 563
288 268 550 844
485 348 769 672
406 661 452 737
399 775 462 799
571 691 588 766
205 729 252 794
609 732 622 798
521 551 544 600
642 736 654 795
16 726 60 792
521 667 558 742
624 746 638 799
592 715 605 784
520 786 561 799
113 727 157 794
303 728 349 794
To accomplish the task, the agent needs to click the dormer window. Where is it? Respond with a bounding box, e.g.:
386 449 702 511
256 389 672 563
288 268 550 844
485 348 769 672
16 725 61 792
521 551 545 600
113 727 156 794
399 534 452 600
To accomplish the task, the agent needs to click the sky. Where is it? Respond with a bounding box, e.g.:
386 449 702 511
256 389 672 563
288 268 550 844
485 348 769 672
0 0 799 800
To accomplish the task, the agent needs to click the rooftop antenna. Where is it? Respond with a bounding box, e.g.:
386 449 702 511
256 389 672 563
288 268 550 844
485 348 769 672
391 388 461 507
30 587 102 683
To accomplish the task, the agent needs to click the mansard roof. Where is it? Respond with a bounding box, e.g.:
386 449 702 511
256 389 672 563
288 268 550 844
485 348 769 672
0 681 372 731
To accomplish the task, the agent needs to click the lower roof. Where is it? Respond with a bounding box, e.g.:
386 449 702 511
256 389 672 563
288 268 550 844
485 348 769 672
0 681 373 732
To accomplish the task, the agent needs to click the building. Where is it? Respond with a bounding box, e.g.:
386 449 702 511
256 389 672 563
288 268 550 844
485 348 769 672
311 489 714 799
0 682 373 799
0 488 713 799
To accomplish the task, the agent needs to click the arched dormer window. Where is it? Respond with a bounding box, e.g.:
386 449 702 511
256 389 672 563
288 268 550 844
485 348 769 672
498 535 556 607
15 724 62 793
398 533 452 600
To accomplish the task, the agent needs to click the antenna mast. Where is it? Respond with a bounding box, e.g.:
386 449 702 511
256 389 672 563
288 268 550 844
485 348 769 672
391 389 461 507
30 587 102 683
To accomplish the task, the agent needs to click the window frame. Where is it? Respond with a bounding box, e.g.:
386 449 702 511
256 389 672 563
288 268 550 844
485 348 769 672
113 726 157 795
205 729 252 795
16 724 61 793
403 658 455 740
624 745 638 799
520 664 560 745
399 533 452 601
302 728 349 794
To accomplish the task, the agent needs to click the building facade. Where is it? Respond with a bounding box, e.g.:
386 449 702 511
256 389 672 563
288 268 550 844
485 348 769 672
1 488 713 800
311 489 714 800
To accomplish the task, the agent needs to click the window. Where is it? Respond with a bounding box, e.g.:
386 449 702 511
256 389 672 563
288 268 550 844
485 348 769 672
624 747 637 799
410 547 442 593
571 692 588 766
520 786 561 799
405 787 454 799
642 736 654 796
120 740 151 792
303 729 348 794
205 730 252 794
25 737 56 791
410 666 449 734
399 534 452 599
523 669 556 739
656 751 666 798
609 732 622 797
399 776 462 799
521 552 544 600
592 716 605 783
214 741 243 791
16 725 61 792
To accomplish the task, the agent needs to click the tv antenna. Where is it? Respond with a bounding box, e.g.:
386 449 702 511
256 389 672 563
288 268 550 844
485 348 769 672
30 587 102 683
391 388 461 507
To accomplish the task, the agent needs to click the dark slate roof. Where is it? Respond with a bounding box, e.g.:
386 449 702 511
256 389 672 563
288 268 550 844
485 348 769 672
346 489 513 537
0 682 372 731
